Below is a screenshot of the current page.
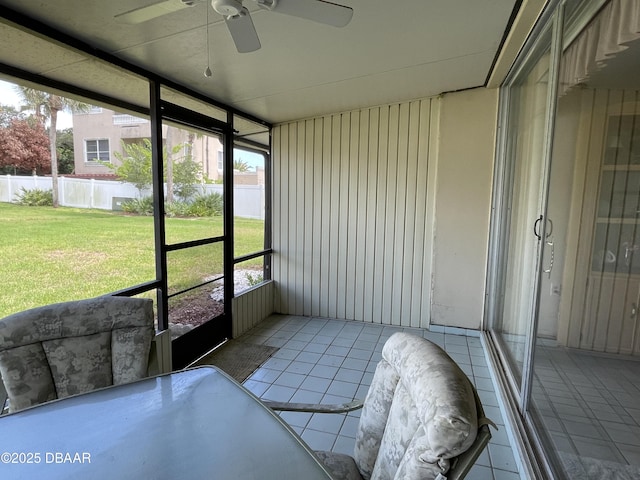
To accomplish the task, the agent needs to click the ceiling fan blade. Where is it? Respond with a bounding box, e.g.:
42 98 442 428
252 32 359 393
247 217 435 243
115 0 193 24
269 0 353 27
225 9 261 53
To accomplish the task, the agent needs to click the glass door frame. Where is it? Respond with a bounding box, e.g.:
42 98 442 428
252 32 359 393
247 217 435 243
485 1 623 477
484 2 564 477
487 3 563 402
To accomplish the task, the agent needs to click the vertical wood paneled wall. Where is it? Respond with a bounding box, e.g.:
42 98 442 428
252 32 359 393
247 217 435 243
148 329 172 375
560 88 640 355
272 99 438 328
232 281 274 337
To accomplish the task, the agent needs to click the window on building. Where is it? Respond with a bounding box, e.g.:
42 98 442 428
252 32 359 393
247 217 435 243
217 150 223 172
85 139 110 162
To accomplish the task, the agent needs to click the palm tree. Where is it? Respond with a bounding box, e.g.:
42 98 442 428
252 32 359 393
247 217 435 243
233 158 251 172
15 87 91 207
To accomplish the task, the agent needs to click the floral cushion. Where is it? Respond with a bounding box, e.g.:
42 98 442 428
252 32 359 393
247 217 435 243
353 332 478 480
314 451 363 480
0 344 57 410
0 296 154 412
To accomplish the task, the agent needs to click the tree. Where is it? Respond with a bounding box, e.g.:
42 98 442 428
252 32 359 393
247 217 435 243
233 158 251 172
0 117 50 175
162 127 203 203
56 128 75 175
105 138 203 201
0 104 22 128
165 126 175 203
107 139 154 196
173 155 202 201
15 87 91 207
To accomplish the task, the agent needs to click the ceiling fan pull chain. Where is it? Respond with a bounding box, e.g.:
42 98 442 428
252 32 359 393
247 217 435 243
204 1 213 77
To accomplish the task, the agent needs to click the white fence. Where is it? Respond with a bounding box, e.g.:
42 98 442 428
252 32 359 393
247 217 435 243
0 175 265 220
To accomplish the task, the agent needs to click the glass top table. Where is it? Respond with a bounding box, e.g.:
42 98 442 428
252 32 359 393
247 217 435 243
0 366 335 479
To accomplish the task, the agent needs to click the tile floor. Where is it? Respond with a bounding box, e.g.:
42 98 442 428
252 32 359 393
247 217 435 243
238 314 521 480
532 344 640 477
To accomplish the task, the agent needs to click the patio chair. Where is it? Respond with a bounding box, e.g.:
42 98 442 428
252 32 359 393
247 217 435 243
0 295 155 413
265 332 496 480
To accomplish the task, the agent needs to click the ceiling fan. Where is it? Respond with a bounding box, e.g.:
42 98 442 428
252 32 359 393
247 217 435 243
115 0 354 53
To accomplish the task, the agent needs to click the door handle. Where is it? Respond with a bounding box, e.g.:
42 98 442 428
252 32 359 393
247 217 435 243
534 216 542 239
534 216 553 240
543 238 554 278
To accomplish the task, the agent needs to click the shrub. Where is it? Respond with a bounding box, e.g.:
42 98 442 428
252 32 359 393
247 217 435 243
187 193 223 217
14 187 53 206
245 271 263 286
119 193 223 217
165 200 190 217
121 196 154 215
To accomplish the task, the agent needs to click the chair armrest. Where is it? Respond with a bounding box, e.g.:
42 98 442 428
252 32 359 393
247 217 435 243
263 399 363 413
445 385 497 480
0 376 8 415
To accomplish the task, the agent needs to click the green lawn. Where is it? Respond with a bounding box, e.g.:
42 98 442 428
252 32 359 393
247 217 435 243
0 203 265 317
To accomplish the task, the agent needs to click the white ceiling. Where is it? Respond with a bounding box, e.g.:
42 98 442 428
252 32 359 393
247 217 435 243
0 0 518 125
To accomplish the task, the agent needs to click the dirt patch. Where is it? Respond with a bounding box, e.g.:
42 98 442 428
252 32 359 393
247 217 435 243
169 291 223 328
167 269 263 339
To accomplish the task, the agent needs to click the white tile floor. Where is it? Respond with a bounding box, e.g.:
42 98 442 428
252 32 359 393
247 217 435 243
533 344 640 476
239 314 521 480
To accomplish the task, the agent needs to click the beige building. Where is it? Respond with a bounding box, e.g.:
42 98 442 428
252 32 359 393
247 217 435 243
72 108 224 182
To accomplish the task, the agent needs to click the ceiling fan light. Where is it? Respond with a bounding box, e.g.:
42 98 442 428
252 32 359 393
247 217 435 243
204 66 213 77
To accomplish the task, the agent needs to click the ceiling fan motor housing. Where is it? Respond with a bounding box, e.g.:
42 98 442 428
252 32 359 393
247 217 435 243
212 0 244 16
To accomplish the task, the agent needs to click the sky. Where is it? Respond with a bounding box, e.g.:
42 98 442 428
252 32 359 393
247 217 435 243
0 79 73 129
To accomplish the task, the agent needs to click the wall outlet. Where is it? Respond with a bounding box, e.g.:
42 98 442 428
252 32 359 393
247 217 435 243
550 283 561 296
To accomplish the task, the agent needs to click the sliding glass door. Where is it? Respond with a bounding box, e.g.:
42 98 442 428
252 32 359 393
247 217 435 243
531 1 640 476
491 19 556 395
489 0 640 477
